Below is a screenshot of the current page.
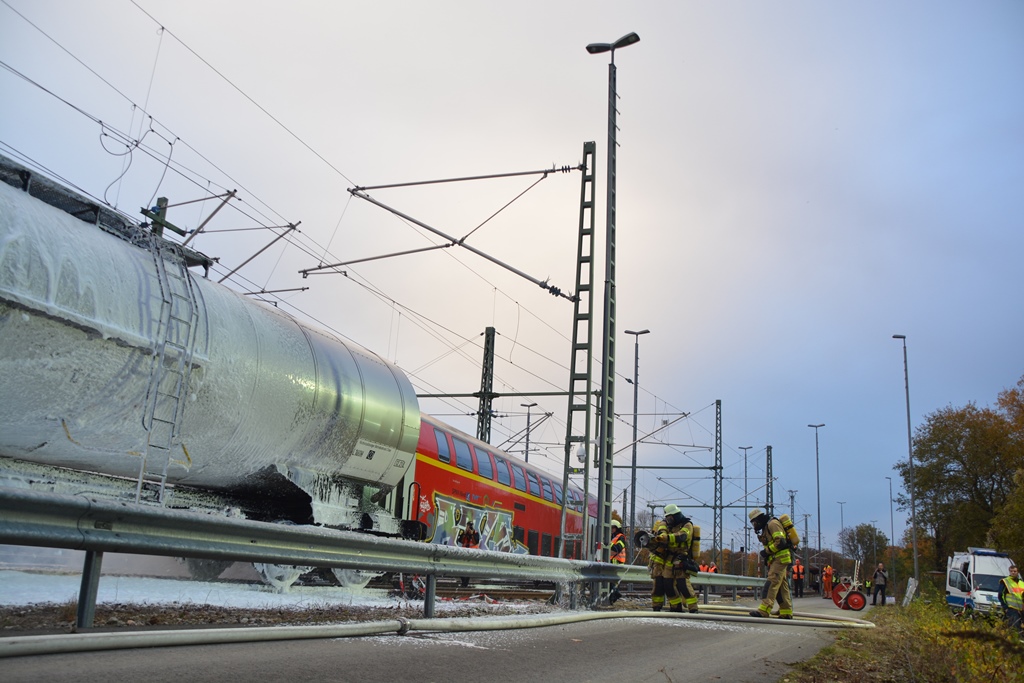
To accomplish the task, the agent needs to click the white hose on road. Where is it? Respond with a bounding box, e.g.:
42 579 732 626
0 608 873 658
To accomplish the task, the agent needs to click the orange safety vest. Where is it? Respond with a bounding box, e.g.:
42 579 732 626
458 528 480 549
792 563 805 580
610 532 627 563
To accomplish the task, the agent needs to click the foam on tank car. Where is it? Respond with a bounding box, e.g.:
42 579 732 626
0 162 420 529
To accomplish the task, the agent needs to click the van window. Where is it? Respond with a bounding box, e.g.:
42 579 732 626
476 449 494 480
510 464 527 492
452 437 473 472
493 456 511 486
433 428 451 464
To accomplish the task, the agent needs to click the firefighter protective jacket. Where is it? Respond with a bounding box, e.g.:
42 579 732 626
757 517 792 565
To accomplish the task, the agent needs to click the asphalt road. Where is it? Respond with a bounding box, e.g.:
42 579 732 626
4 596 866 683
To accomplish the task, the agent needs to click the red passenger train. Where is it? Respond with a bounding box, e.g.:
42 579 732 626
404 414 595 561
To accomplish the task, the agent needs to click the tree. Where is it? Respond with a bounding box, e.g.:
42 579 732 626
897 374 1024 571
989 376 1024 560
838 523 888 575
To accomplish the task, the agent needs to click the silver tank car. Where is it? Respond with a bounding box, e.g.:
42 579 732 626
0 157 420 531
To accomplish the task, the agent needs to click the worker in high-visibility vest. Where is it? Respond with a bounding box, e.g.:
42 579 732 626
822 565 834 599
791 558 806 598
999 564 1023 633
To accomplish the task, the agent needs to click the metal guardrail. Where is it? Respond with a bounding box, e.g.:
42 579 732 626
0 488 764 622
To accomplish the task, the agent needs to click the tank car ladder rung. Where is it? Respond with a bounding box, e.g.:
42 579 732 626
138 237 200 503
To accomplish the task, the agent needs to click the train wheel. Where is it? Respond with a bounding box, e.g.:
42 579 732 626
845 590 868 611
253 563 312 592
183 558 234 582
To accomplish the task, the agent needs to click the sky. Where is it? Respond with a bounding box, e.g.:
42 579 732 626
1 1 1022 558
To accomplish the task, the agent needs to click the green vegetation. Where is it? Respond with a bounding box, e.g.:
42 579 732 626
788 591 1023 683
896 374 1024 572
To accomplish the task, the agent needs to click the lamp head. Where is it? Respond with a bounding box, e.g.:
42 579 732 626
892 334 906 340
586 32 640 55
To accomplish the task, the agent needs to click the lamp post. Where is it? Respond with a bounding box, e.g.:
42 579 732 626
739 445 753 576
885 475 897 593
624 328 650 561
871 520 878 566
837 501 846 532
587 31 640 565
521 403 537 463
808 424 825 564
892 334 920 583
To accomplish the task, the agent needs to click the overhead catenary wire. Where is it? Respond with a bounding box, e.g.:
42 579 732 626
1 2 736 511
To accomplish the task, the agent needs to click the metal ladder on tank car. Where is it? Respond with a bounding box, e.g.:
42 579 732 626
137 237 200 503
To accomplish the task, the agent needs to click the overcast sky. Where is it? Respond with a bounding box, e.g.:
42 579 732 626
2 1 1022 557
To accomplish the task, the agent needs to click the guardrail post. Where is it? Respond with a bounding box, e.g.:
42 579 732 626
76 550 104 628
423 574 437 618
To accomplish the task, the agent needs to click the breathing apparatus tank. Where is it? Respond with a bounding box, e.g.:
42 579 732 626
778 514 800 549
691 524 701 557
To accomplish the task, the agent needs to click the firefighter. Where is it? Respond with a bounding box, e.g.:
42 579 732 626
608 519 626 604
647 518 671 611
664 503 700 614
748 508 794 619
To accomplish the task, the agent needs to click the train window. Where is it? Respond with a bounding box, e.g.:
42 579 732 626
433 428 451 464
540 478 553 502
553 483 564 505
513 526 524 544
541 533 552 557
452 437 473 472
476 449 494 480
510 464 527 492
526 472 540 497
493 456 511 487
527 529 539 555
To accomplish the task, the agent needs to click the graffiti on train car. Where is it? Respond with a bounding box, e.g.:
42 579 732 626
424 493 527 554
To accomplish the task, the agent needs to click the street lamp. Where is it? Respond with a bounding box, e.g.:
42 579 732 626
885 475 897 593
739 446 753 576
893 334 920 584
837 501 846 532
588 31 640 566
871 520 878 566
624 328 650 561
521 403 537 463
808 424 825 563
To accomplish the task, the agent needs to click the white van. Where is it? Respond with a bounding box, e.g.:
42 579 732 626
946 547 1013 613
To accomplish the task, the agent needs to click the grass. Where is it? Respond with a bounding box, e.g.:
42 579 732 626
785 592 1024 683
